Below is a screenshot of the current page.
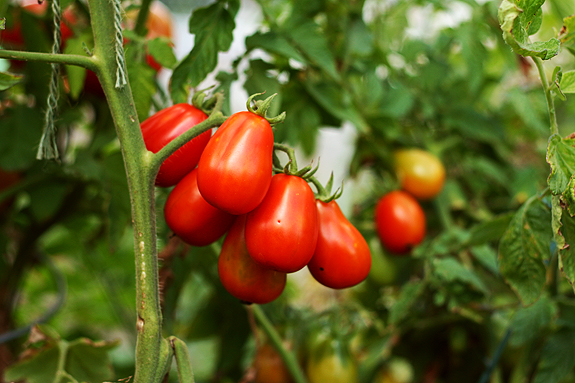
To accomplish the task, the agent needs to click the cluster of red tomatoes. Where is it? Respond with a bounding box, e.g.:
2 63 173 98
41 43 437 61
374 149 446 255
141 95 372 305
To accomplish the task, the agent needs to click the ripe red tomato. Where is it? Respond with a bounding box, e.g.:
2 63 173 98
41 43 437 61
140 103 210 187
253 343 294 383
164 168 235 247
245 174 318 273
374 190 426 254
307 200 371 289
394 148 445 200
197 111 274 215
218 215 287 304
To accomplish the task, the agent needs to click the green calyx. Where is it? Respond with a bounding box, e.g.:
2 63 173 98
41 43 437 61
246 92 286 125
310 172 343 203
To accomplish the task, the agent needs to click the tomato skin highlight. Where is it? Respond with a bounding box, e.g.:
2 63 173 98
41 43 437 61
140 104 210 187
307 200 371 289
374 190 426 254
245 174 318 273
218 215 287 304
197 111 274 215
394 148 445 200
164 168 235 247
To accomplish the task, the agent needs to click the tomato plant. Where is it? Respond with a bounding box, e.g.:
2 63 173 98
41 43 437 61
218 215 287 304
307 200 371 289
245 173 318 273
394 148 445 200
140 103 210 187
374 190 426 255
197 102 275 215
164 168 235 247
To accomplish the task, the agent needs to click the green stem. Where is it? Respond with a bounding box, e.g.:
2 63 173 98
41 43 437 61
0 50 97 70
150 94 227 173
88 0 168 381
273 142 298 173
532 56 559 135
251 305 308 383
134 0 154 37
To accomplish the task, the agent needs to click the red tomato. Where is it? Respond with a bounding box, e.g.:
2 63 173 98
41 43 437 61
253 343 294 383
197 111 274 215
245 174 318 273
307 200 371 289
140 104 210 187
374 190 426 254
164 168 235 247
218 215 287 304
394 148 445 200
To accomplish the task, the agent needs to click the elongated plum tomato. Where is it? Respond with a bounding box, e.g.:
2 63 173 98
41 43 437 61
245 174 318 273
218 215 287 304
140 104 210 187
374 190 426 254
394 148 445 200
197 111 274 215
164 168 235 247
307 200 371 289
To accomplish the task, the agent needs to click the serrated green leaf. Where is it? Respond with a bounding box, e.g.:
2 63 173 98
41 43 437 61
65 338 120 382
467 213 514 247
0 105 42 170
498 0 560 60
147 37 177 69
243 59 281 115
0 71 23 90
510 295 557 346
432 257 489 294
389 280 426 325
170 1 237 103
547 134 575 196
533 330 575 383
559 208 575 290
552 66 566 100
552 194 566 250
559 70 575 94
498 196 552 306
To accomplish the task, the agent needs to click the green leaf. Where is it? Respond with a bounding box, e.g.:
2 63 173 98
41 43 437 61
125 45 156 122
498 196 552 306
389 280 426 326
214 70 239 117
432 257 489 295
170 1 238 103
0 71 23 90
533 330 575 383
510 295 557 346
244 60 281 104
552 66 566 100
63 34 92 100
245 32 306 63
467 213 514 247
147 37 177 69
559 15 575 56
4 326 118 383
0 18 5 30
547 134 575 196
498 0 560 60
559 208 575 290
0 105 42 170
285 21 340 81
559 70 575 94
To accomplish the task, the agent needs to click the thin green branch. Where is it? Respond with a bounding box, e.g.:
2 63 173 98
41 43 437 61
151 97 227 173
251 305 308 383
134 0 154 37
532 56 559 136
0 50 98 71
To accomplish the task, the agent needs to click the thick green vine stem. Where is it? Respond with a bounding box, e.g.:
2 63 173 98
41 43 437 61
246 92 286 125
251 305 308 383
